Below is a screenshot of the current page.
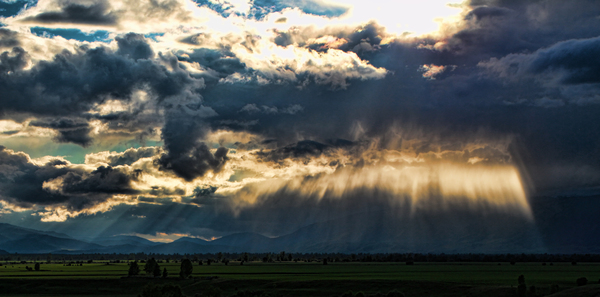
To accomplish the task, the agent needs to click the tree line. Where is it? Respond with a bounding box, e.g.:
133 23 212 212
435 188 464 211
128 258 194 279
5 252 600 264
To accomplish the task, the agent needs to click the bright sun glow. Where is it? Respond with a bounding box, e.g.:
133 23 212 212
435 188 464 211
340 0 465 36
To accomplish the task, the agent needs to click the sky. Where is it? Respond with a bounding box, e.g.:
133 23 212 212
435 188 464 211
0 0 600 248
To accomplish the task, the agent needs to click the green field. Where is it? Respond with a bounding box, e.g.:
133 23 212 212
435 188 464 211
1 261 599 296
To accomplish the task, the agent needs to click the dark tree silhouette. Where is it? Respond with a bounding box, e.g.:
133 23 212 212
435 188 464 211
576 277 588 286
128 261 140 276
153 262 161 277
162 267 168 278
34 263 40 271
144 258 157 275
179 259 193 279
518 275 526 297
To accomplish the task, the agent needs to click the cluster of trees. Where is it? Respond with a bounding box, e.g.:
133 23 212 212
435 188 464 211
128 258 193 279
23 263 41 271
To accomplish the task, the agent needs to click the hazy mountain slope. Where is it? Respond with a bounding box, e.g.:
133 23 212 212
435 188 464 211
0 234 102 254
90 235 161 247
209 232 276 252
0 223 73 241
2 194 600 255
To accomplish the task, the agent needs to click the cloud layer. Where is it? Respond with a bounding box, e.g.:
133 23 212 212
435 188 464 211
1 0 599 250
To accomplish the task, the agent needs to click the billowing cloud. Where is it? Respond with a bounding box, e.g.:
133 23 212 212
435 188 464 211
0 146 132 213
6 0 198 32
29 118 93 146
85 146 160 166
0 0 599 253
482 36 600 86
22 1 118 25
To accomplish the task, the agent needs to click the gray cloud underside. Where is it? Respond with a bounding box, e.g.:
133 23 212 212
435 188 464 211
0 37 198 117
0 0 599 218
0 146 139 210
22 2 117 25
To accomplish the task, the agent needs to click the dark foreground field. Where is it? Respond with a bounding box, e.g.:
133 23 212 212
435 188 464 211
1 262 599 297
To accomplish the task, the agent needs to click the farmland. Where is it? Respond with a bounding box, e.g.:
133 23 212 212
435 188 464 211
1 261 599 296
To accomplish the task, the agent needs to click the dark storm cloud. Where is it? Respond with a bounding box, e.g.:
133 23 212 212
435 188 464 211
22 1 117 25
254 140 349 163
0 31 200 117
156 113 229 181
440 0 600 62
0 146 140 210
116 33 154 61
59 166 141 195
87 110 162 143
0 46 28 73
201 31 600 194
0 30 203 146
479 35 600 105
176 47 246 81
0 28 21 48
272 21 386 56
465 6 511 20
0 146 149 214
1 0 599 214
521 37 600 85
30 118 93 146
0 146 71 207
181 185 220 205
148 186 185 197
239 103 303 115
334 22 385 54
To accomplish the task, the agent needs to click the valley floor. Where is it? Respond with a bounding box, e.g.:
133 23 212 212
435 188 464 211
1 262 599 296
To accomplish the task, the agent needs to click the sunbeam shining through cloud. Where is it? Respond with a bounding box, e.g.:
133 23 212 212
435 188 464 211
1 0 599 254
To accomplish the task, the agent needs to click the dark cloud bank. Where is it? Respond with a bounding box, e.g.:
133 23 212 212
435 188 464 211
0 146 139 211
23 1 117 25
1 0 600 253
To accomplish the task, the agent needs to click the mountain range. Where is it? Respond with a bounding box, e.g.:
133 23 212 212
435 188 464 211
0 194 599 254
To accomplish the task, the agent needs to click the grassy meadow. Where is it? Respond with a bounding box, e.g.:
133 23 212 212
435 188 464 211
1 261 599 296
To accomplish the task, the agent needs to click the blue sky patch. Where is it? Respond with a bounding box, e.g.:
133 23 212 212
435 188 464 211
191 0 348 20
30 27 111 42
144 32 165 42
0 0 33 18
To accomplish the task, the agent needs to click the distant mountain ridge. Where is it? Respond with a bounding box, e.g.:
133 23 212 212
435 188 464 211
0 223 101 254
90 235 162 247
0 223 73 240
0 195 599 254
